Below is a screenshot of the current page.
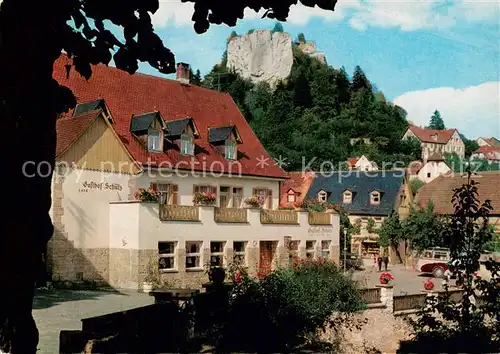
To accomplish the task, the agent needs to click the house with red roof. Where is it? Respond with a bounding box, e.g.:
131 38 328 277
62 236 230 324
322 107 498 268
402 125 465 161
49 55 340 290
471 145 500 163
476 137 500 148
279 172 316 208
346 155 378 171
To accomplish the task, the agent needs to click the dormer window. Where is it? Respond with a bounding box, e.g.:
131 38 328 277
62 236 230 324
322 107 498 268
148 130 163 152
318 190 327 203
181 133 194 155
225 138 237 160
371 191 381 205
343 191 353 204
287 190 296 203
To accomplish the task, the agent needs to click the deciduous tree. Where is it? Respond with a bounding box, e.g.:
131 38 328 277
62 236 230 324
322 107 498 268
0 1 337 352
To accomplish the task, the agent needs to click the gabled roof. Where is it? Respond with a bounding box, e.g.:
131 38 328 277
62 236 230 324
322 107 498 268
279 172 315 207
164 117 199 139
415 171 500 215
53 54 287 179
407 160 423 174
408 125 457 144
56 110 103 157
73 99 107 117
209 126 242 144
477 137 500 147
130 112 162 133
306 171 405 216
347 157 359 168
472 146 500 161
427 152 445 162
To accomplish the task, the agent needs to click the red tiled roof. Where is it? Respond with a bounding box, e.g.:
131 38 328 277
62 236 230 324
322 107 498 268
473 146 500 161
279 172 315 207
347 157 359 168
415 171 500 215
56 110 102 157
53 54 287 179
478 137 500 147
408 125 457 144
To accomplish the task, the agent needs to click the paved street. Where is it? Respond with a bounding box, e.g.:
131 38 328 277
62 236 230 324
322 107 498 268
33 289 153 353
351 262 450 295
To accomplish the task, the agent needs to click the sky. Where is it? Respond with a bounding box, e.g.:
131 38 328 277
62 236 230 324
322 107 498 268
139 0 499 139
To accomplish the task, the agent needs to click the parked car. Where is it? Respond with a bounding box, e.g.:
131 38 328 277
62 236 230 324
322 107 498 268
416 247 451 278
341 253 363 270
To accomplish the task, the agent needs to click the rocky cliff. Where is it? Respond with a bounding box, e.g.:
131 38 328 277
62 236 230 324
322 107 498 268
227 29 326 88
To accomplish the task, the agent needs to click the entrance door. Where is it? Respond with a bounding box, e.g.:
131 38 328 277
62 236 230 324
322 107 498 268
259 241 276 275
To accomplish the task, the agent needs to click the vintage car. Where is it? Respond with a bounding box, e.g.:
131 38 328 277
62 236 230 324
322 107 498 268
416 247 451 278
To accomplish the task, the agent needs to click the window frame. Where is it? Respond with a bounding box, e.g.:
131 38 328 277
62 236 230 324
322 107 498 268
306 240 315 259
185 241 202 269
343 190 352 204
233 241 246 265
210 241 225 267
370 191 381 205
232 187 244 208
148 129 163 152
158 241 176 271
253 187 273 209
318 190 327 203
180 133 195 156
155 183 179 205
321 240 331 258
225 138 237 160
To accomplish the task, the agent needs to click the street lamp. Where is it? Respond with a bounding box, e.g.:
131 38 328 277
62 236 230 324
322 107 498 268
343 228 347 272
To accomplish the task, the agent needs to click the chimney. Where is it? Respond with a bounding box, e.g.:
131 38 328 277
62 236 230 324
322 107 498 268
176 62 190 85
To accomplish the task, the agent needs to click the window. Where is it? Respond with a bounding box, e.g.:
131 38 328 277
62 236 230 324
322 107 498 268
158 241 176 270
232 187 243 208
210 241 225 266
194 185 217 198
318 190 327 203
370 191 380 205
155 183 179 205
306 241 315 259
427 172 431 178
219 186 231 208
185 241 202 269
321 240 331 258
343 191 352 204
287 190 296 203
233 241 246 265
181 133 194 155
225 139 237 160
148 130 162 152
253 188 272 209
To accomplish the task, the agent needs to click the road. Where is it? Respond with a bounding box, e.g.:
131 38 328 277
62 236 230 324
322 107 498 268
33 289 153 353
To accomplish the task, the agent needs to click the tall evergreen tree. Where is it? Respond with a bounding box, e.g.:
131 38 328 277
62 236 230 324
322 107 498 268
272 22 284 32
297 32 306 43
351 65 371 91
426 110 446 130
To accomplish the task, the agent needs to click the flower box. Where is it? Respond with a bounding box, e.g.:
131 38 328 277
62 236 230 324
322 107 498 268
193 192 216 205
244 196 263 208
135 188 160 203
379 272 394 285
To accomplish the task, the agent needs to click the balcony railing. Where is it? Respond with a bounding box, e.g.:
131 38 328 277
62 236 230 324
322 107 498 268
260 210 298 225
159 205 199 222
214 207 248 223
308 212 331 225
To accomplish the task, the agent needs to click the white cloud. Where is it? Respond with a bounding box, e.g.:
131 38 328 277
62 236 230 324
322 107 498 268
393 82 500 139
151 0 499 31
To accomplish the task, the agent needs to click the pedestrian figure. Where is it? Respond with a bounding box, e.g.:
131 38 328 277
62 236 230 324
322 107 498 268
383 255 389 271
377 256 382 272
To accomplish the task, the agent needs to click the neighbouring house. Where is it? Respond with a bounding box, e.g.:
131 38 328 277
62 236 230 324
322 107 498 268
402 125 465 161
407 160 424 180
279 172 316 208
476 137 500 148
346 155 379 171
49 54 340 290
416 153 452 183
471 146 500 164
304 171 413 260
415 171 500 235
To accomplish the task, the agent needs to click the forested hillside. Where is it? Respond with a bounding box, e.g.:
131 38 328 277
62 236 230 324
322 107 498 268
200 35 421 171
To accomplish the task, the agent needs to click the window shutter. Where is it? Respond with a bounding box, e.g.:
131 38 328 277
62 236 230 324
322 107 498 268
193 185 200 194
267 189 273 209
171 184 179 205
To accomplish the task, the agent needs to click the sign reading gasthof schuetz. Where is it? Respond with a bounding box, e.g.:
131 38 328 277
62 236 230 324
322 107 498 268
80 181 123 192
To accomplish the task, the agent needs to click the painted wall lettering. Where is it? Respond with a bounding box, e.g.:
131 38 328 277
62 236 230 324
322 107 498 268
79 181 123 192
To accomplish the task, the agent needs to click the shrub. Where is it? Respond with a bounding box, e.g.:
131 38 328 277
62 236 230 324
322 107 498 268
204 259 365 352
135 188 160 202
193 192 216 205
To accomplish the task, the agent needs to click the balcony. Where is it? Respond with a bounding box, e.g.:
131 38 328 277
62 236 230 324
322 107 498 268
308 212 332 225
260 210 299 225
214 207 248 223
159 205 199 222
